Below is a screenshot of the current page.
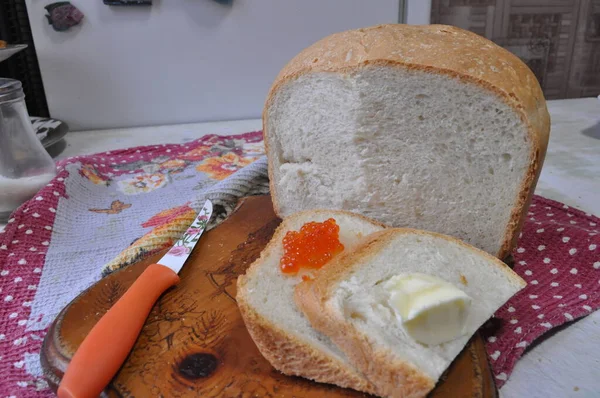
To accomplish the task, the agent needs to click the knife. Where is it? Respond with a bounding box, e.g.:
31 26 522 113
57 200 213 398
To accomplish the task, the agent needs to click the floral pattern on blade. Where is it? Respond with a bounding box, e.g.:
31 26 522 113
166 204 211 257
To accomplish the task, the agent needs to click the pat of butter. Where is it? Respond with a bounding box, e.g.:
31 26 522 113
383 273 472 346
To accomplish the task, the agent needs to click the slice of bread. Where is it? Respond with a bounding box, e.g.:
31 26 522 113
295 228 526 398
236 210 385 393
263 24 550 259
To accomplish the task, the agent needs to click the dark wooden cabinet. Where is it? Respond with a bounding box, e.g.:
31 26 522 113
432 0 600 99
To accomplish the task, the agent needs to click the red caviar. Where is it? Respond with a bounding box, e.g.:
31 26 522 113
280 218 345 274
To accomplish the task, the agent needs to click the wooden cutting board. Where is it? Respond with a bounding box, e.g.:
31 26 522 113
41 195 497 397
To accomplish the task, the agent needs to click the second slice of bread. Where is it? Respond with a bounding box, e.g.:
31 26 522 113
237 210 385 393
295 228 526 398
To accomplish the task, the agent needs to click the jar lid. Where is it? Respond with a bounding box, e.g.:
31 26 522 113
0 78 24 103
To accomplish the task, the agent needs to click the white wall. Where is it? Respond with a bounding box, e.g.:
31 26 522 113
406 0 431 25
26 1 400 130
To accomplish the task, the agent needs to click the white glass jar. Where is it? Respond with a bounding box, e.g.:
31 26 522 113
0 79 56 221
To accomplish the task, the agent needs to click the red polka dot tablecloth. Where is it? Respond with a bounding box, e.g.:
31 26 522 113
481 197 600 387
0 132 598 395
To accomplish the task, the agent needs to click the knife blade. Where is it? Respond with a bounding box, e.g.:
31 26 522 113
58 200 213 398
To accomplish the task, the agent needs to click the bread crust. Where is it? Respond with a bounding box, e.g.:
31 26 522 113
236 291 377 394
236 209 386 395
295 228 526 397
263 24 550 260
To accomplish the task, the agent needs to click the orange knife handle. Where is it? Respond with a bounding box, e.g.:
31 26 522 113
57 263 180 398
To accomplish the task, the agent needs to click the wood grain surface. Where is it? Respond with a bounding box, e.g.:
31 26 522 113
40 195 497 397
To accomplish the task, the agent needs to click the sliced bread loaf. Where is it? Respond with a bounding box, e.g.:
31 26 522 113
295 228 526 398
263 24 550 259
236 210 385 393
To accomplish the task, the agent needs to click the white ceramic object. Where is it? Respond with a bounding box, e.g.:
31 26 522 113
0 44 27 63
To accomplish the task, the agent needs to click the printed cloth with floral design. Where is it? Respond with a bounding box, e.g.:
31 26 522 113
0 131 269 395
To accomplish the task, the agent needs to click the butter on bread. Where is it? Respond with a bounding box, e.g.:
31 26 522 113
295 228 525 398
383 273 473 346
236 210 385 394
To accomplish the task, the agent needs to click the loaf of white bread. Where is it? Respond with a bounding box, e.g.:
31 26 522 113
237 211 525 397
263 24 550 259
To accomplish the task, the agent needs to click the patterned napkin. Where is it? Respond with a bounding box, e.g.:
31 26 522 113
0 131 267 395
0 130 598 396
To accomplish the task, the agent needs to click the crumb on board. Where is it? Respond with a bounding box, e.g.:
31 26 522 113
460 274 468 286
574 386 579 392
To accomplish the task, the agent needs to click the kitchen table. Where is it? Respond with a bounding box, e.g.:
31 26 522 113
1 98 598 397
